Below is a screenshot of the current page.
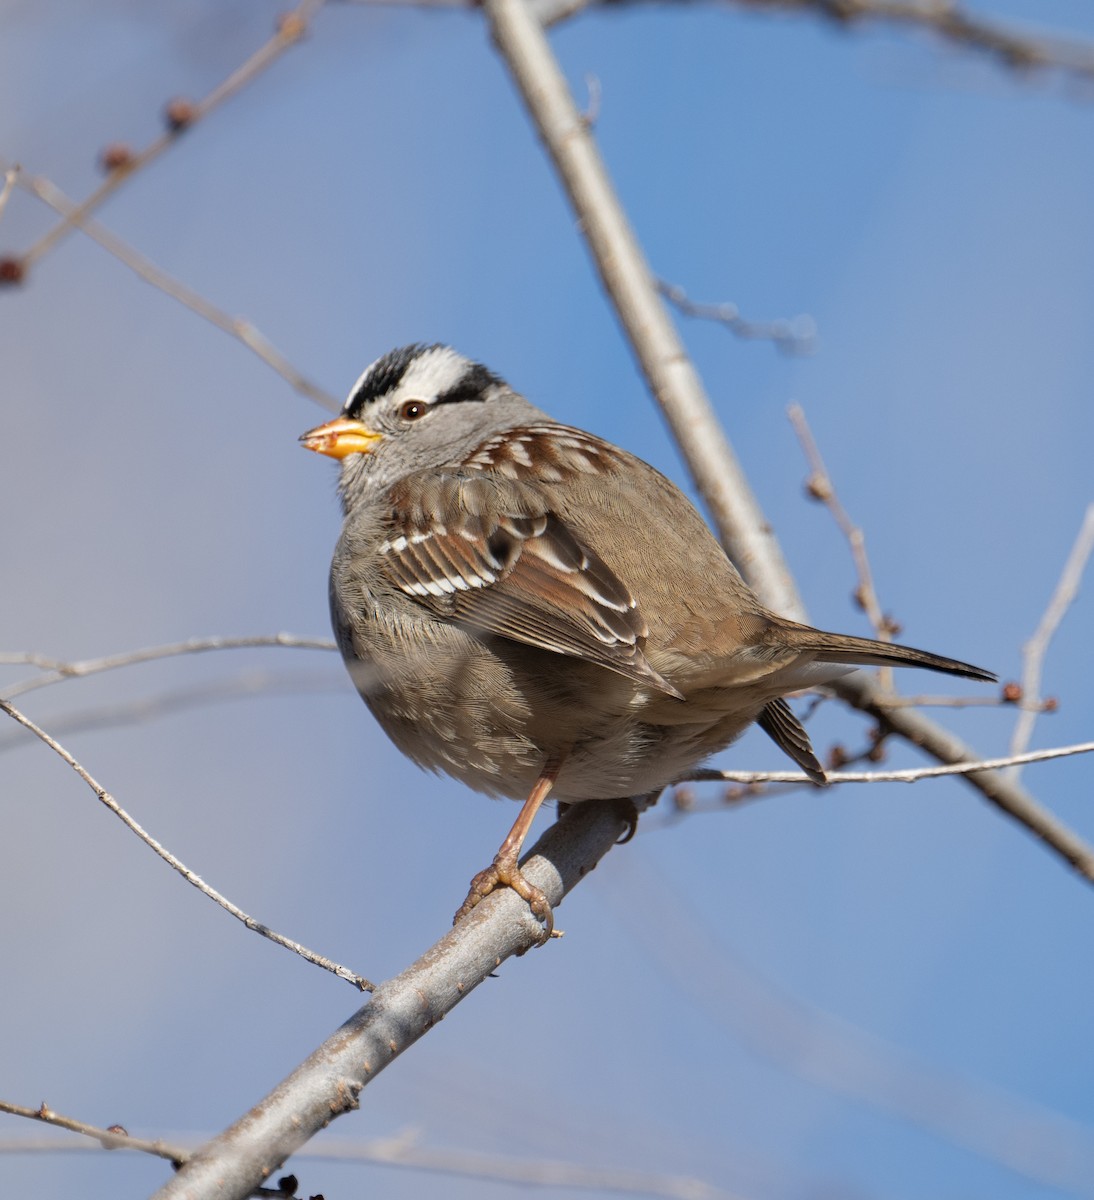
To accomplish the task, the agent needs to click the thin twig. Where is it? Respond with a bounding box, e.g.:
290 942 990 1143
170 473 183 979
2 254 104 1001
0 699 371 991
682 740 1094 785
0 633 336 700
1 165 338 411
0 1118 739 1200
1009 504 1094 780
18 1 326 272
0 669 344 755
877 693 1050 710
658 280 816 355
0 163 18 224
0 1101 188 1166
338 0 1094 88
735 0 1094 85
788 403 892 644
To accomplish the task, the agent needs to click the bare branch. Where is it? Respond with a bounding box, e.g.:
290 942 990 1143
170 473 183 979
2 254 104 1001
339 0 1094 89
0 166 338 411
0 633 336 700
0 1100 187 1166
876 691 1051 710
734 0 1094 86
300 1133 742 1198
482 0 1094 891
0 1119 740 1200
0 699 370 990
1009 503 1094 780
0 163 18 224
787 403 891 641
682 740 1094 785
0 669 344 755
151 800 637 1200
658 280 816 355
484 0 806 619
17 0 326 273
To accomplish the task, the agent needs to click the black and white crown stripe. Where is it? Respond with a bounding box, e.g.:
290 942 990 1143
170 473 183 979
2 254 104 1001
345 344 501 418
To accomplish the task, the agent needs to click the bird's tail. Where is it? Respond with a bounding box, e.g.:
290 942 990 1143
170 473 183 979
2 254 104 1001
774 622 996 682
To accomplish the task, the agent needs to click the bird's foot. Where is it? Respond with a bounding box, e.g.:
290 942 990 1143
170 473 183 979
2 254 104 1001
453 847 554 941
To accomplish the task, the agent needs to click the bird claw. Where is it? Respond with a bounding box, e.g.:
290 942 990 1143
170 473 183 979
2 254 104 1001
453 853 554 942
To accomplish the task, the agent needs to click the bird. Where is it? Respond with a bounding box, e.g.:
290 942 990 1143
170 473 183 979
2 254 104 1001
300 343 994 935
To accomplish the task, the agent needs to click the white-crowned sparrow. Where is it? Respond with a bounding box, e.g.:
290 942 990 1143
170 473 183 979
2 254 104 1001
302 344 993 934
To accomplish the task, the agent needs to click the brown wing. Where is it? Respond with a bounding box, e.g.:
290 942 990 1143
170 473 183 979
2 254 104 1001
378 471 682 698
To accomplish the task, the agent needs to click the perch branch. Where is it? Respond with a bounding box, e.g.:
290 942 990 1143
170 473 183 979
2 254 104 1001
151 800 636 1199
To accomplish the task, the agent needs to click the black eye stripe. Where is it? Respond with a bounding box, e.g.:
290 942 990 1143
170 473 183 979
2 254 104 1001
434 363 501 407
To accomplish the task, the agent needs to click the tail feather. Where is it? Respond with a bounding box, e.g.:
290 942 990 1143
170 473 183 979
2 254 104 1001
758 698 827 785
775 624 996 683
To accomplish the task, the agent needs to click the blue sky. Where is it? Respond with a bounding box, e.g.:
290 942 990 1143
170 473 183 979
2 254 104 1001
2 3 1093 1197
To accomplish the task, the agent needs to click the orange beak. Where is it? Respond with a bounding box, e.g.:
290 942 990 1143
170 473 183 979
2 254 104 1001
298 416 383 460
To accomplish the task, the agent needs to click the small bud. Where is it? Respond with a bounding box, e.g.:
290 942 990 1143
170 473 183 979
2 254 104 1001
672 785 695 812
1042 696 1059 713
164 97 196 132
277 12 307 40
1001 681 1023 703
0 256 26 284
106 1124 128 1136
805 473 831 501
867 742 886 762
852 586 867 611
276 1175 298 1196
827 744 848 770
99 143 135 173
880 614 903 638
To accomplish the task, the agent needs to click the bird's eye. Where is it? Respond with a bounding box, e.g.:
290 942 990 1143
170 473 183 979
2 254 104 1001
398 400 428 421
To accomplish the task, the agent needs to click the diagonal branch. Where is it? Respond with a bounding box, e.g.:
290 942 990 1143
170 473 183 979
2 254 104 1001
482 0 1094 888
17 0 326 273
1 165 338 410
0 699 370 990
486 0 806 620
150 800 635 1199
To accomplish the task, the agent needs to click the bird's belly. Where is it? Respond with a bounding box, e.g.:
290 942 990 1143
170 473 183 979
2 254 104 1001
340 599 766 803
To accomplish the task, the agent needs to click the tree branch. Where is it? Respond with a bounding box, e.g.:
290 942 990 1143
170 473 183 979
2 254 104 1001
0 699 369 989
484 0 806 619
1009 503 1094 779
151 800 634 1199
683 740 1094 785
15 0 327 273
482 0 1094 890
0 165 339 411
